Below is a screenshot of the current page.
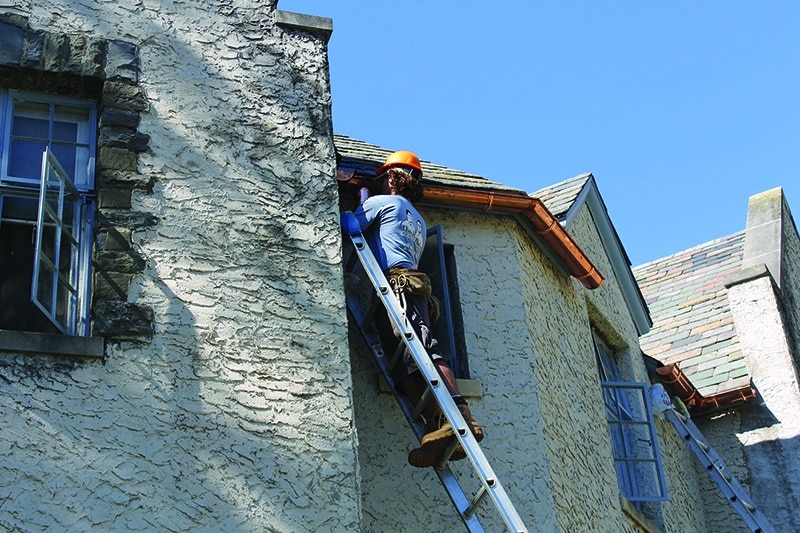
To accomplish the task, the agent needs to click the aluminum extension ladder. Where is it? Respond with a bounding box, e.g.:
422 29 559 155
663 404 775 533
341 212 528 533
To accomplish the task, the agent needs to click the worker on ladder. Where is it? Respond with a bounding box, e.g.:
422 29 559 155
350 150 484 468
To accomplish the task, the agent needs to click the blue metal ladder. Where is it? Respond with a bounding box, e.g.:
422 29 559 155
342 212 528 533
664 404 775 533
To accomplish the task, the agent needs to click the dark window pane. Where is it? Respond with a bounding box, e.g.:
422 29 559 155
53 120 79 143
51 144 77 179
8 139 46 180
12 114 48 139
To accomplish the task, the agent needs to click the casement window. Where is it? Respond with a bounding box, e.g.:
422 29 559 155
594 332 668 505
419 225 469 378
0 90 96 336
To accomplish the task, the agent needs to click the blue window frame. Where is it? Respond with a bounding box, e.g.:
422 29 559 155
595 333 668 504
418 225 471 378
0 90 96 336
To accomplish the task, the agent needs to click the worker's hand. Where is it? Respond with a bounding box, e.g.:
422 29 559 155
340 211 361 235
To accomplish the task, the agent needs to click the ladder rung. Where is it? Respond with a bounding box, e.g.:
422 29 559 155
412 387 433 421
435 438 461 471
387 342 404 374
465 485 488 519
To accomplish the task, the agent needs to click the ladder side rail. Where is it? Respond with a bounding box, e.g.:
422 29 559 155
346 292 486 533
347 227 528 533
664 408 775 533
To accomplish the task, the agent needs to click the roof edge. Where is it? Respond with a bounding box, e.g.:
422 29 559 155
339 174 604 290
656 363 756 414
564 176 652 334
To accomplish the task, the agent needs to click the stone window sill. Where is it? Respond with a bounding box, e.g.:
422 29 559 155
621 498 661 533
0 329 104 358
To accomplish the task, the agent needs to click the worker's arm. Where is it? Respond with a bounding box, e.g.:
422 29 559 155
340 211 362 236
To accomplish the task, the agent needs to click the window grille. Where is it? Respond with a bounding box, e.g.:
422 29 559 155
0 90 96 336
595 334 668 503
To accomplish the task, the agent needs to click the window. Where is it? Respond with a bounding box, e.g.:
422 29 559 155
0 90 96 336
419 225 468 378
594 332 668 504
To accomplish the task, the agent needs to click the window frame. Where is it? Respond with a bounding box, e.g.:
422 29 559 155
594 333 669 504
0 89 97 338
418 225 468 378
0 89 97 190
31 148 94 335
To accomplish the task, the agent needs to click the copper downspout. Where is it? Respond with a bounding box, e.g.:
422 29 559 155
656 364 756 413
339 172 604 289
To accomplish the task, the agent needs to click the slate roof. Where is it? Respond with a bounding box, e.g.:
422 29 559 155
531 173 593 218
334 134 524 193
632 232 751 396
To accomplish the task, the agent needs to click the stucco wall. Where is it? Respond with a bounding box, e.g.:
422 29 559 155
352 203 711 531
566 206 709 532
727 274 800 532
779 194 800 372
352 209 555 531
0 1 358 531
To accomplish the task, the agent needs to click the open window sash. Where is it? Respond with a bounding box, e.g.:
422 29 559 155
418 225 460 376
601 380 669 502
31 148 91 335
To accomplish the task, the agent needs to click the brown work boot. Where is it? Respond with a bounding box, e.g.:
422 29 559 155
441 405 483 464
407 411 456 468
407 406 487 467
459 403 484 442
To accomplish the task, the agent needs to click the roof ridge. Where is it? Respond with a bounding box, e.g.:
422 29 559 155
633 230 746 271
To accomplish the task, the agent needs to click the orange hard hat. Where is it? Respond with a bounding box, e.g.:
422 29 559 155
376 151 423 177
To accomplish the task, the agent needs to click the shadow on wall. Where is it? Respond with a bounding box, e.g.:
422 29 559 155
737 400 800 532
0 4 351 531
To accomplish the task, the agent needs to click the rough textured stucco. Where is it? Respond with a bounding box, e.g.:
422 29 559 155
693 411 751 533
352 205 712 531
715 187 800 532
566 207 710 532
0 1 359 531
727 275 800 532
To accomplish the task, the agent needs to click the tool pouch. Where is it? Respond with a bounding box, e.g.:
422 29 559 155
387 267 440 323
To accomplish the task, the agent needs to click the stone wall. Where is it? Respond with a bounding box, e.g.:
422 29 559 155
724 188 800 532
0 1 358 531
0 12 154 339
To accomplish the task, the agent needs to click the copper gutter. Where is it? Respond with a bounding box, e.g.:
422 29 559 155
339 172 604 290
656 364 756 413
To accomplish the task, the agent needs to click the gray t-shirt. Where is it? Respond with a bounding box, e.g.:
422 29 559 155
354 194 426 271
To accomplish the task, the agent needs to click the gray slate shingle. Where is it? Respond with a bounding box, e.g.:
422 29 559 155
632 232 750 395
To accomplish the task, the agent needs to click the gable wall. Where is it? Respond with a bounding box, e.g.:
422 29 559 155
0 1 359 531
565 206 710 532
351 200 711 531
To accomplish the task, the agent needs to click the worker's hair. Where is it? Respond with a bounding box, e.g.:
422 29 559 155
388 167 423 203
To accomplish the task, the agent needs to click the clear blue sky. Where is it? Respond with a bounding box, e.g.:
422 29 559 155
282 1 799 266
